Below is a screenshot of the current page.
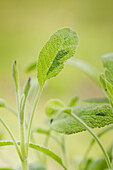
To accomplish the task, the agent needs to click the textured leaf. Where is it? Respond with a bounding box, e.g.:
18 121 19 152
69 59 100 84
37 27 79 87
45 99 65 117
102 53 113 86
83 98 109 104
0 141 67 170
50 104 113 134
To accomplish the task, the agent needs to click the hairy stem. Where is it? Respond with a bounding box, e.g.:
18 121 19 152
26 86 43 156
67 111 111 169
0 117 22 161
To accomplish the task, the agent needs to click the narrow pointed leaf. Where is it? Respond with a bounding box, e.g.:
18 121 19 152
83 98 109 104
102 53 113 86
26 62 36 72
68 96 79 107
29 143 68 170
50 104 113 134
0 141 67 170
33 128 50 135
37 27 79 87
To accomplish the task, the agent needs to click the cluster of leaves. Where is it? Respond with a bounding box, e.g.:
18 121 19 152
0 26 113 170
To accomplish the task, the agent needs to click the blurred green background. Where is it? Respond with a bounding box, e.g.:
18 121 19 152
0 0 113 169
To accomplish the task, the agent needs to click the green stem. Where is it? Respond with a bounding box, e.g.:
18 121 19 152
0 117 22 161
22 159 28 170
67 111 111 169
61 136 67 165
26 86 43 156
20 122 26 159
83 125 113 160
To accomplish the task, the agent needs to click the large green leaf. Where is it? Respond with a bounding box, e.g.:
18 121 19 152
50 104 113 134
37 27 79 87
102 53 113 86
0 141 67 170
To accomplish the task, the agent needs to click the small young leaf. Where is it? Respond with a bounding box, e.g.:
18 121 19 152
0 98 6 107
68 96 79 107
100 73 107 91
50 104 113 134
12 60 19 91
26 62 36 72
83 98 109 104
23 77 31 99
37 27 79 87
45 99 65 117
33 128 50 135
100 73 113 106
102 53 113 86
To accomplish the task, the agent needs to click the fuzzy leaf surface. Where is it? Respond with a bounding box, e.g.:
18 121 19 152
37 27 79 87
50 104 113 134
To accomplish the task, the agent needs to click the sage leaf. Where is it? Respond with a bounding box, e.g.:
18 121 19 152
37 27 79 87
33 128 50 135
0 141 67 170
102 53 113 86
29 143 68 170
45 99 65 117
26 62 36 72
50 104 113 134
68 96 79 107
83 98 109 104
0 98 6 107
12 60 19 92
